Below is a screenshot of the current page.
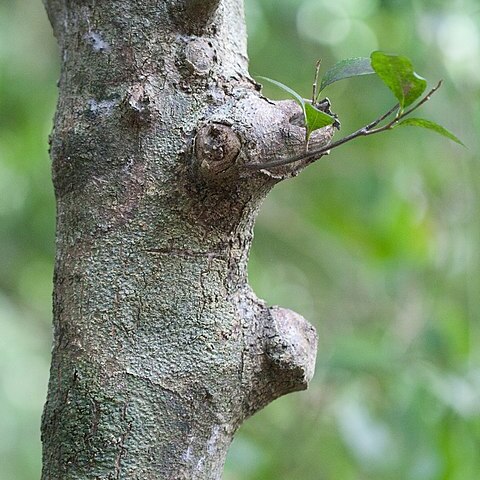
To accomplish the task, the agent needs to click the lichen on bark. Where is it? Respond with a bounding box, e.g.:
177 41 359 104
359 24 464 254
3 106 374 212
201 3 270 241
41 0 333 478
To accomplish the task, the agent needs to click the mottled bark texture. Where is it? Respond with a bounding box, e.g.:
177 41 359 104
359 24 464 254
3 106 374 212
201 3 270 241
41 1 333 478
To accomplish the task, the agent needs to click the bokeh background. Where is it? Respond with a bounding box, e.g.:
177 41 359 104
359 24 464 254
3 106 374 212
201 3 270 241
1 0 479 478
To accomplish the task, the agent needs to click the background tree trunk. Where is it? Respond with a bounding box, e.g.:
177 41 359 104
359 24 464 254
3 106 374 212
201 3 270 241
41 1 332 478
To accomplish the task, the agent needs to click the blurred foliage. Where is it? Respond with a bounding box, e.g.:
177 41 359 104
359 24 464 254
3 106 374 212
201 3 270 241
0 0 479 479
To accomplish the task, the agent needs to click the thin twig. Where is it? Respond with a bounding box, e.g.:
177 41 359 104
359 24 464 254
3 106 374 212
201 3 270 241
247 81 443 171
312 60 322 105
246 104 398 170
367 80 443 135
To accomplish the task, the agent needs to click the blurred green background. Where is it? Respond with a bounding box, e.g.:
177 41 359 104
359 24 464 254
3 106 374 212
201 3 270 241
1 0 479 479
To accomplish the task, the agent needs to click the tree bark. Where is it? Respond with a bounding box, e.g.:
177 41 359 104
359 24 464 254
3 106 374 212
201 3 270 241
41 1 333 478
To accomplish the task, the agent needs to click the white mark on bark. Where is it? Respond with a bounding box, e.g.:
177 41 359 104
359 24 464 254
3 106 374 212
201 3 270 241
84 31 110 52
181 426 220 473
87 99 118 116
183 445 194 462
196 456 205 471
182 437 205 471
122 158 134 173
207 425 220 454
183 436 196 465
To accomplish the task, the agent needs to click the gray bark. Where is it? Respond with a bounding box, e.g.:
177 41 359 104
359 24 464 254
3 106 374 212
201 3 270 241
41 1 333 478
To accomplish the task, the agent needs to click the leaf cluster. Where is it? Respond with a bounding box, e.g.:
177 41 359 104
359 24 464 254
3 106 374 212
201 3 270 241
254 51 463 169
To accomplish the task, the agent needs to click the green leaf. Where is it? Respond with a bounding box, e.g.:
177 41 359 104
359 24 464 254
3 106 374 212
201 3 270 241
258 76 334 140
257 76 305 108
319 57 375 93
304 102 335 138
370 51 427 109
397 118 465 146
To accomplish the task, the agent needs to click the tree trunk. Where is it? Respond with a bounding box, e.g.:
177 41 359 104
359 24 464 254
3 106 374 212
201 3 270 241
41 1 332 478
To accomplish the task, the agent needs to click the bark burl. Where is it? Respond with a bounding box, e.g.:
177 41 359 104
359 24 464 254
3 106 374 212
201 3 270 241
41 0 333 478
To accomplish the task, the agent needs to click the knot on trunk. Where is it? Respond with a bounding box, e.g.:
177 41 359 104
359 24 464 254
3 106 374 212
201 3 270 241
194 122 241 182
184 38 216 75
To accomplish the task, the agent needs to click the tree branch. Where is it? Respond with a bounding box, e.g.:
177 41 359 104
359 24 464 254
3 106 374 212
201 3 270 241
247 81 443 171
